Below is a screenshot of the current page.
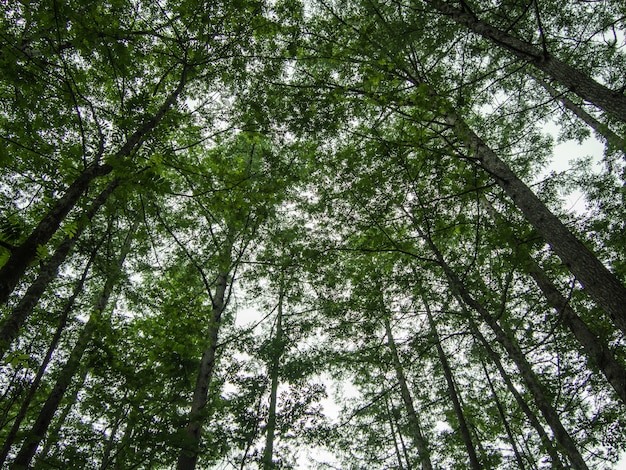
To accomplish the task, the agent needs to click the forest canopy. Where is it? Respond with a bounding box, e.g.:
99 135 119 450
1 0 626 468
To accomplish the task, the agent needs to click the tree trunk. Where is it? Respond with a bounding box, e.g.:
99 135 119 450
445 111 626 337
480 357 527 469
481 198 626 404
35 365 89 466
535 78 625 153
384 394 408 470
0 180 117 360
421 230 589 470
383 316 433 470
10 226 134 470
0 66 188 306
421 299 481 470
426 0 626 123
467 317 565 469
176 271 229 470
262 283 285 470
0 245 97 466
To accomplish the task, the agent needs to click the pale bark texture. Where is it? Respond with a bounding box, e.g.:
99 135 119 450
0 247 96 466
176 271 229 470
426 0 626 123
481 198 626 403
536 78 625 152
468 318 565 469
480 358 527 469
383 316 433 470
262 284 285 470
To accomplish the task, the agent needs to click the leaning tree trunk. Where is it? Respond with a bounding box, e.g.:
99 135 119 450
421 299 481 470
535 78 625 153
420 227 589 470
480 198 626 403
0 67 188 306
10 225 134 470
467 317 565 469
383 316 433 470
0 245 97 466
441 109 626 337
425 0 626 123
480 356 527 469
262 283 285 470
176 271 229 470
0 180 117 360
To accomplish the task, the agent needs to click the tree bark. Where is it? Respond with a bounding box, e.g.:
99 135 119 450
425 0 626 123
421 299 481 470
467 317 565 469
0 245 97 466
481 198 626 404
262 283 285 470
383 316 433 470
176 271 229 470
10 225 134 470
0 66 188 306
535 78 625 153
480 357 527 469
445 111 626 337
420 230 589 470
0 180 118 360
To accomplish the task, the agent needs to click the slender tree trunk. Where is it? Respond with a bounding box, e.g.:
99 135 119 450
421 299 481 470
480 357 527 469
384 394 408 470
262 283 285 470
0 245 97 466
425 0 626 123
10 226 134 470
36 365 89 466
535 78 625 153
0 180 118 360
176 271 229 470
467 317 565 469
444 110 626 337
0 66 188 305
420 229 588 469
383 316 433 470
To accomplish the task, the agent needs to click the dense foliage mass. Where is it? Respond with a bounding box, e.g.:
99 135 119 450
1 0 626 468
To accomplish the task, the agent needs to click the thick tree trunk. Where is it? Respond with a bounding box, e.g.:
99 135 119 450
445 112 626 336
0 180 117 360
426 0 626 123
0 163 112 306
0 246 96 466
0 66 188 306
176 271 229 470
10 226 134 470
421 300 481 470
481 198 626 404
262 284 285 470
421 231 589 470
383 317 433 470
